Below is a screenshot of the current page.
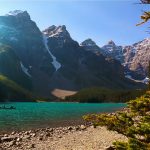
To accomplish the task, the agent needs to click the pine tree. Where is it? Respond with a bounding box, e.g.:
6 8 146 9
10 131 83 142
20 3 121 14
137 0 150 26
83 93 150 149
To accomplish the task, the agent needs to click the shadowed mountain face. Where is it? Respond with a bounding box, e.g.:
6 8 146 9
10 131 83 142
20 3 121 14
0 10 56 98
0 10 146 100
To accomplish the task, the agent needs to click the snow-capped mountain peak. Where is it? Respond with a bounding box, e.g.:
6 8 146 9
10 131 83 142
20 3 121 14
5 10 30 20
6 10 25 16
101 40 124 62
43 25 71 39
101 37 150 80
42 25 72 48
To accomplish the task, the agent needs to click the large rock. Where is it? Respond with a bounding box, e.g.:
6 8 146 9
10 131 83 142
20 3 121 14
1 136 16 142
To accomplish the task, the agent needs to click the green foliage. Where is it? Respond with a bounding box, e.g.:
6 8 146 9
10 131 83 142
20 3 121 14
113 138 148 150
137 0 150 33
0 74 34 101
65 87 145 103
112 141 128 150
83 92 150 149
0 44 34 101
0 44 32 90
137 11 150 26
128 94 150 116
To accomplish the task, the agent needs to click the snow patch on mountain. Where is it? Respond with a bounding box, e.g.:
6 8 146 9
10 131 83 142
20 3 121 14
43 25 70 39
142 77 149 84
20 62 31 77
125 73 149 84
101 41 124 63
43 25 71 48
43 34 61 71
6 10 25 16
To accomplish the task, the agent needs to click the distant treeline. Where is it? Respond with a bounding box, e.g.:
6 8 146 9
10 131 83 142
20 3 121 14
65 87 146 103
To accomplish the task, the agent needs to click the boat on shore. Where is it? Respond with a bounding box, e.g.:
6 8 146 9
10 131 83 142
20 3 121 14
0 105 16 110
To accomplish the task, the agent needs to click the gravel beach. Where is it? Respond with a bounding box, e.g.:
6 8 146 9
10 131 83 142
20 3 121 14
0 125 127 150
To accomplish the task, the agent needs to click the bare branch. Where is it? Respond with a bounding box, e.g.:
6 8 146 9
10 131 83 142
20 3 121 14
140 0 150 4
136 11 150 26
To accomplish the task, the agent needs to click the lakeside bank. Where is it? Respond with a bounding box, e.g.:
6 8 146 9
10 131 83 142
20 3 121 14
0 124 127 150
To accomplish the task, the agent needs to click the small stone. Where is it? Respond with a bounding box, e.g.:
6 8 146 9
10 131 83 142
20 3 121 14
24 131 30 135
58 135 62 138
49 128 53 132
27 144 35 149
90 125 96 128
28 130 32 134
30 144 35 148
16 142 21 146
4 134 8 137
68 126 73 130
38 136 43 141
31 133 36 137
80 125 86 130
8 140 16 147
11 131 16 135
75 126 80 131
45 133 51 137
16 137 22 142
23 135 30 140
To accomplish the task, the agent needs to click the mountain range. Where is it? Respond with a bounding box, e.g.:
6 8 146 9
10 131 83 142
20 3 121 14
81 37 150 82
0 10 149 101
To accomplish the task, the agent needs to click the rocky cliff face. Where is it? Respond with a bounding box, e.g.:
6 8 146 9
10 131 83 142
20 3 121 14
101 38 150 80
123 38 150 79
101 40 124 63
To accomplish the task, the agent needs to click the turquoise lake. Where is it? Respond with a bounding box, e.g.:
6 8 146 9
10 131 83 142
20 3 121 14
0 102 125 132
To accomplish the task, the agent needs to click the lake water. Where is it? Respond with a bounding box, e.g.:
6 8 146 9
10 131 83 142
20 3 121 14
0 102 125 132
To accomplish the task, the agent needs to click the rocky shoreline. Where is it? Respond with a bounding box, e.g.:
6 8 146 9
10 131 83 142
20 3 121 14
0 124 127 150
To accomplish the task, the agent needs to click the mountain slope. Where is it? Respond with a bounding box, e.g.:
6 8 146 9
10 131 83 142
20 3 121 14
101 38 150 80
0 10 55 98
0 74 33 101
0 44 34 101
0 44 32 89
123 38 150 79
44 25 144 90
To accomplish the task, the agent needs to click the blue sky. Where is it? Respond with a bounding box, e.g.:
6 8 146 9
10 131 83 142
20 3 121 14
0 0 149 46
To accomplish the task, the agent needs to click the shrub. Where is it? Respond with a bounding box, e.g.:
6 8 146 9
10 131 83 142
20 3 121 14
83 92 150 149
